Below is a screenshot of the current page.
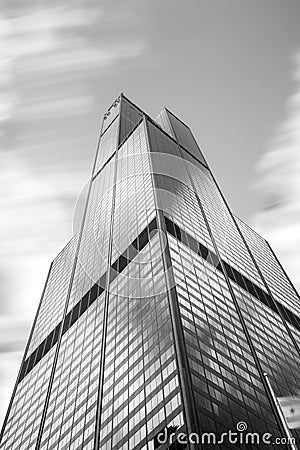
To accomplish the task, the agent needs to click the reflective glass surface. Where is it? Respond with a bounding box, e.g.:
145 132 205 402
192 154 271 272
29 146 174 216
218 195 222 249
2 95 300 450
29 236 77 354
119 98 143 145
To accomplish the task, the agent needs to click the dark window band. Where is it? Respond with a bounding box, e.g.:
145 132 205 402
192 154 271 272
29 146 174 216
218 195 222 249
164 216 300 333
20 214 300 383
19 218 158 383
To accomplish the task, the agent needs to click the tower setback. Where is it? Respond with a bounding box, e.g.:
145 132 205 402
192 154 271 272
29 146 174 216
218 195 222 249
1 94 300 450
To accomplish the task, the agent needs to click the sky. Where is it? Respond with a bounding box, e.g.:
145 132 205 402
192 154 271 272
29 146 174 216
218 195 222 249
1 0 300 427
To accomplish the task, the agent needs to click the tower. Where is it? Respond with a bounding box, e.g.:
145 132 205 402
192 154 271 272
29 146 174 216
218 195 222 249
1 94 300 449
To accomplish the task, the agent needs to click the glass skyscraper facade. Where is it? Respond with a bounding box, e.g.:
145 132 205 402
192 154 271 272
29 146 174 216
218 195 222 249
1 94 300 450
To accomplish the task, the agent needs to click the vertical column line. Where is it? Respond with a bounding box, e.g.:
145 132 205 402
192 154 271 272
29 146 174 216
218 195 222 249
144 118 200 450
264 373 298 450
232 216 300 357
93 94 123 450
202 158 300 358
187 175 289 444
163 112 289 445
264 239 300 302
0 262 53 443
33 98 115 450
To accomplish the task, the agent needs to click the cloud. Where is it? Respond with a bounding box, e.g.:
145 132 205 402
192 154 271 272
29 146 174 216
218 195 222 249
15 96 93 119
0 348 23 430
0 4 147 125
0 151 71 427
251 49 300 293
0 152 70 314
16 42 147 74
0 1 149 428
0 318 29 354
0 316 28 430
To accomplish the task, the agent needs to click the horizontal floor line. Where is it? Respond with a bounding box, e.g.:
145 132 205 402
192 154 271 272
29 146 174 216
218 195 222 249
164 215 300 333
19 218 158 383
20 214 300 383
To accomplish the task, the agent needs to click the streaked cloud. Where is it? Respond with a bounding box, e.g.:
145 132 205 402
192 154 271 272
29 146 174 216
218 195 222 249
17 43 146 74
252 50 300 292
0 3 147 124
0 151 70 426
15 96 93 119
0 0 148 426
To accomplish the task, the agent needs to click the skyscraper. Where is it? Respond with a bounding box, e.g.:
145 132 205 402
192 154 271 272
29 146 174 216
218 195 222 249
1 94 300 450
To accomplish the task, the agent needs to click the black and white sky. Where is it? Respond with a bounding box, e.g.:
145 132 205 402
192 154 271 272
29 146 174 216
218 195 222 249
1 0 300 426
